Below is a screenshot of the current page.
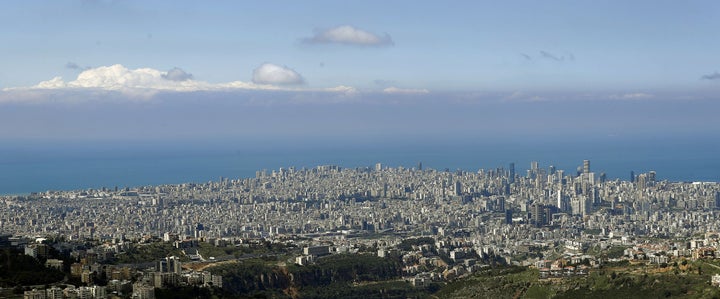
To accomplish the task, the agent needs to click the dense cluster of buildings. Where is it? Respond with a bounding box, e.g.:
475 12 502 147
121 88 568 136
2 160 720 297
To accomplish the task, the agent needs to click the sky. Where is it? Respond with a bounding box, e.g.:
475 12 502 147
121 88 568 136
0 0 719 145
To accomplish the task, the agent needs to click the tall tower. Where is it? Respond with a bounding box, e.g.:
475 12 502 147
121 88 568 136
168 256 182 274
648 171 656 185
532 204 545 227
509 163 515 184
583 160 590 174
454 181 462 196
557 170 565 185
557 185 564 211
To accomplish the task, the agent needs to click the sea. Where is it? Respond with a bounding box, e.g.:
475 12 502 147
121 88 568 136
1 137 718 195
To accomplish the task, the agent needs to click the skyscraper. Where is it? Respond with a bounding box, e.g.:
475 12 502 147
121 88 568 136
557 185 565 211
583 160 590 174
509 163 515 184
532 203 545 227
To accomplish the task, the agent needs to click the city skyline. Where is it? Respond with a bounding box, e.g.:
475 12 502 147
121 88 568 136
6 155 720 297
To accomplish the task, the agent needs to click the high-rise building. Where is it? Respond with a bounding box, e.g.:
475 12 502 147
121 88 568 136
583 160 590 174
194 223 205 239
557 170 565 185
531 204 545 227
496 196 506 212
556 186 566 212
168 256 182 274
581 196 591 216
509 163 515 184
454 181 462 196
637 173 647 189
158 256 182 275
648 171 656 185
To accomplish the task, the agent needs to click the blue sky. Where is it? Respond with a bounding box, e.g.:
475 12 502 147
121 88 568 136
0 0 719 143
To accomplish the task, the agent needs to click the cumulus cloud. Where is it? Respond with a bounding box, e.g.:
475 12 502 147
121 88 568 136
701 71 720 80
4 64 268 94
252 63 304 85
36 76 67 89
68 64 196 91
382 87 429 95
1 64 360 102
303 25 393 46
162 67 193 81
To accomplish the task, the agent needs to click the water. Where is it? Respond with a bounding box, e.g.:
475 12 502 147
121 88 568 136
0 137 718 195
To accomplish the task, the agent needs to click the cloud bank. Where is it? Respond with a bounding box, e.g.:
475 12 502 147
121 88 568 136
303 25 393 46
6 64 291 92
252 63 304 85
1 64 359 102
19 64 213 93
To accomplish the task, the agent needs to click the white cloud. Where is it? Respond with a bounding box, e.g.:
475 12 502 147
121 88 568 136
303 25 393 46
382 87 429 95
0 64 358 102
610 93 654 100
162 67 193 81
319 85 358 95
252 63 304 85
3 64 296 94
17 64 211 94
36 76 67 89
502 91 547 102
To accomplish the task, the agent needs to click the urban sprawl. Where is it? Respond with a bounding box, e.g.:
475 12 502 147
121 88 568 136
4 160 720 298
